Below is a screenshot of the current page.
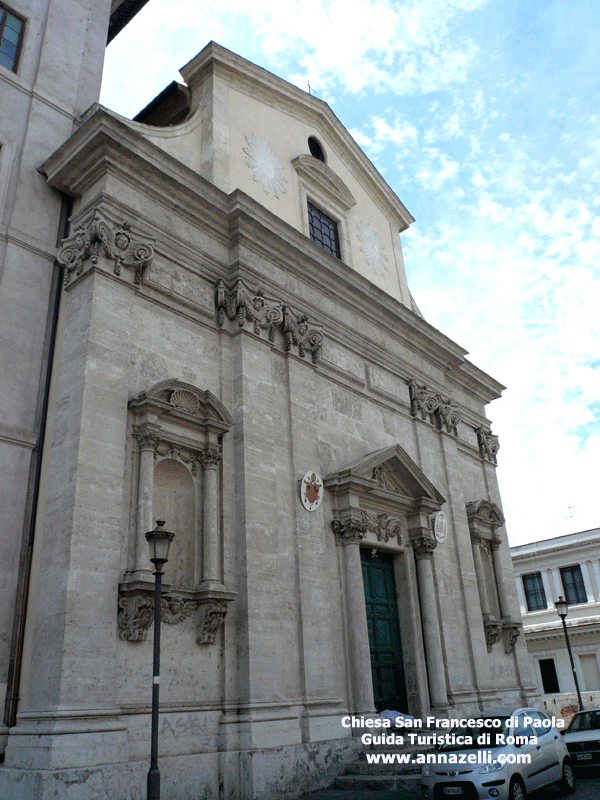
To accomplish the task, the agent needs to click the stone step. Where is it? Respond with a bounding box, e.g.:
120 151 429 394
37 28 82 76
333 773 423 792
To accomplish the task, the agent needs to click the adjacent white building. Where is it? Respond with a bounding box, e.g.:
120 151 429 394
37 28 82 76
511 528 600 712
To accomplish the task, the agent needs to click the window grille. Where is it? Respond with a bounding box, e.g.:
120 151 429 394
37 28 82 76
307 201 341 259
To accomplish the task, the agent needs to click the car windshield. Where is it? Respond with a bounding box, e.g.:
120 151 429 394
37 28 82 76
567 711 600 732
438 718 511 751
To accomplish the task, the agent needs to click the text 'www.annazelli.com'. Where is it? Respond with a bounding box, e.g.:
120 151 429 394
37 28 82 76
365 752 532 765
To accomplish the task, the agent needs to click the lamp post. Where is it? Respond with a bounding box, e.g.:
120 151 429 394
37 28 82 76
145 520 175 800
555 595 583 711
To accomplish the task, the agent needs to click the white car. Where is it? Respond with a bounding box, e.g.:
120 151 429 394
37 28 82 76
420 706 575 800
563 708 600 767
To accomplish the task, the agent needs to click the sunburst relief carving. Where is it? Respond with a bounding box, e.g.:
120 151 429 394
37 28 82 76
243 133 287 198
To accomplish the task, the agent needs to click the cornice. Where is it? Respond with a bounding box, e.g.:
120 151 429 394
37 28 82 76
40 106 502 406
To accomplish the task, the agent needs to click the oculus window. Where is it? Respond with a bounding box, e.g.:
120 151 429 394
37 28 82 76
0 4 24 72
308 201 341 259
560 564 587 605
522 571 547 611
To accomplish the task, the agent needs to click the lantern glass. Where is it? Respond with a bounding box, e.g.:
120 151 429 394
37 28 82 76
145 520 175 566
555 596 568 619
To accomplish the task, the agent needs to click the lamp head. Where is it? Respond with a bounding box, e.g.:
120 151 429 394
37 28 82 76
145 520 175 572
555 595 568 619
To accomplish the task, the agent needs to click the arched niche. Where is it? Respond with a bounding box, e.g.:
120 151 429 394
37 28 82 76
153 458 196 589
118 380 235 645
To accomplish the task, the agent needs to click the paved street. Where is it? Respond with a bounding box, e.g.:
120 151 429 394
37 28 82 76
297 767 600 800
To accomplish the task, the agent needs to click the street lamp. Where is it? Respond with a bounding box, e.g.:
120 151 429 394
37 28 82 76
145 520 175 800
555 595 583 711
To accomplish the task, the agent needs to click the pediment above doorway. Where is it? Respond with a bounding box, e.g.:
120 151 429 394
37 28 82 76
324 444 446 550
323 444 446 512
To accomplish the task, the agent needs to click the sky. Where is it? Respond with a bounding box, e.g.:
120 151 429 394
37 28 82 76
100 0 600 546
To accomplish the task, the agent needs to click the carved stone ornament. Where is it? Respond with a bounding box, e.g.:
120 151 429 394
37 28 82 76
57 208 154 288
169 389 201 415
199 448 221 469
476 427 500 465
484 620 503 652
150 439 203 477
216 278 323 363
283 306 324 365
502 622 521 655
411 535 438 561
361 510 404 544
118 592 154 642
243 133 287 198
117 582 234 645
406 379 462 436
358 221 388 276
332 517 367 545
372 466 400 493
197 599 229 645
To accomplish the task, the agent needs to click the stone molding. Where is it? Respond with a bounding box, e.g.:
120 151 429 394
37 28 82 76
216 278 323 363
410 535 438 560
361 510 404 544
502 622 521 655
291 154 356 212
57 208 154 288
484 620 503 652
331 517 367 545
476 427 500 465
117 581 236 645
465 499 505 541
406 379 462 436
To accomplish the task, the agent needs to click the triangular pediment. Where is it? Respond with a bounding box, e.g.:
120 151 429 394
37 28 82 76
324 444 445 508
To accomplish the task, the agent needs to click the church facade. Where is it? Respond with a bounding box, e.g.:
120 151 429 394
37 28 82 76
0 5 538 799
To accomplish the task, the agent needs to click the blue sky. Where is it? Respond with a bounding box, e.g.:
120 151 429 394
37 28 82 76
101 0 600 546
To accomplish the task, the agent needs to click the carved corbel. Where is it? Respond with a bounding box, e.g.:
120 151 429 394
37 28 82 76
117 588 154 642
437 398 462 436
283 306 324 364
117 582 236 645
215 278 283 339
58 208 154 287
484 620 503 652
406 379 461 436
196 599 229 645
215 279 324 363
407 379 439 424
502 622 521 654
476 427 500 465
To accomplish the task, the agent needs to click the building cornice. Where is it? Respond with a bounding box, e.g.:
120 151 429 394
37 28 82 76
40 106 503 406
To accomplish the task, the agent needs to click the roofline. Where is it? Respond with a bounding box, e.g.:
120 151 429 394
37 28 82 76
108 0 151 44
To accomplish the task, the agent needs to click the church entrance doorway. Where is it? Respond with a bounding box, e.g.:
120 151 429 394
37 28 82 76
360 549 408 712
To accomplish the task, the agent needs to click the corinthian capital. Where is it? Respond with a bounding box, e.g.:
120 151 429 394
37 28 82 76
332 517 367 545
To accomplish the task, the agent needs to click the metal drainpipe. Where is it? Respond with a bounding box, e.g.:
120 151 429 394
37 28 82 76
3 194 72 731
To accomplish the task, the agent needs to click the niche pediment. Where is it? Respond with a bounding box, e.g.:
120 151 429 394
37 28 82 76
128 380 233 438
324 444 445 513
292 154 356 212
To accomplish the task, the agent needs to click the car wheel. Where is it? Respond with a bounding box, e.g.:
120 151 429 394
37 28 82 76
560 759 576 794
509 776 526 800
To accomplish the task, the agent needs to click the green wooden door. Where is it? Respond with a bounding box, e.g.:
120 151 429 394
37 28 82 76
361 549 408 712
